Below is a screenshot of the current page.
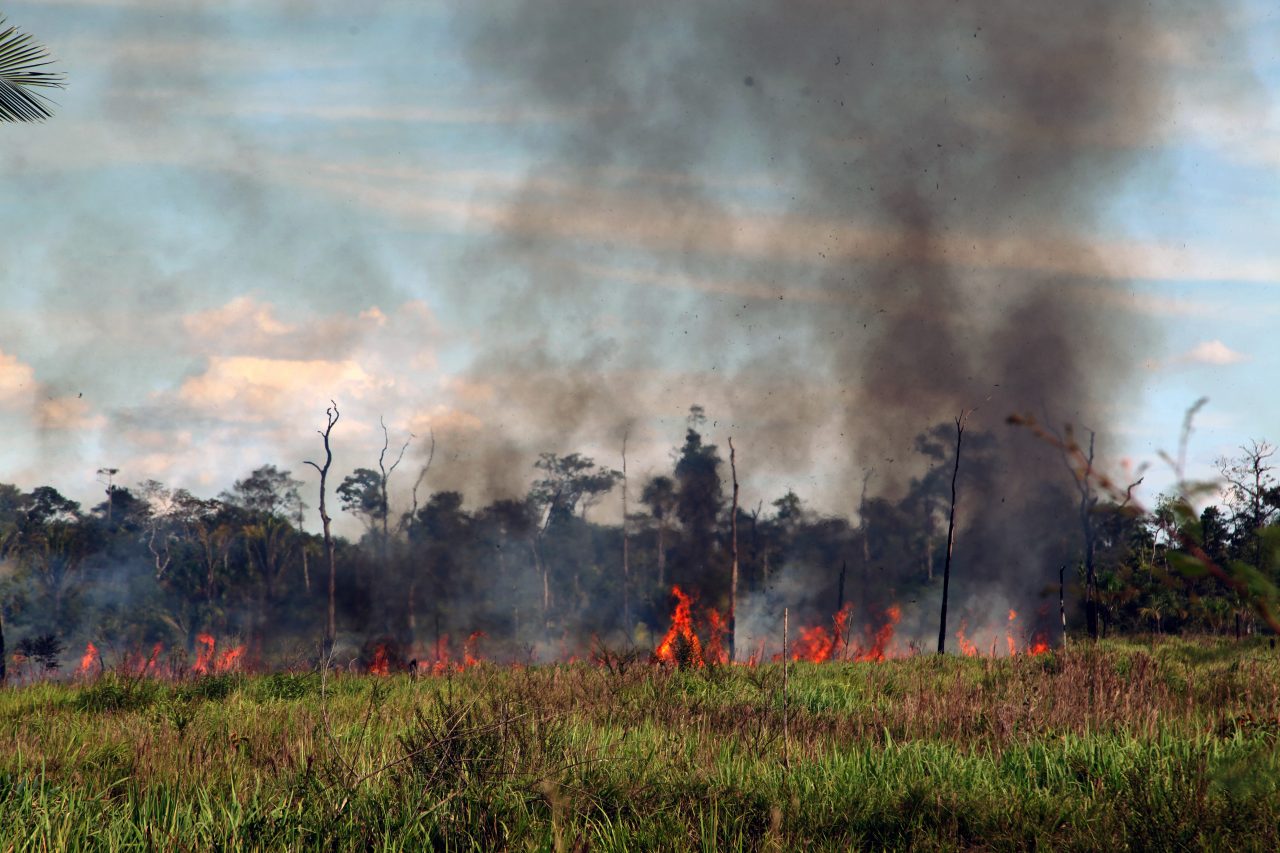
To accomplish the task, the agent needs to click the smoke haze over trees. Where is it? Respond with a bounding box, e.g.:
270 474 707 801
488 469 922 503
0 407 1277 671
1 3 1276 667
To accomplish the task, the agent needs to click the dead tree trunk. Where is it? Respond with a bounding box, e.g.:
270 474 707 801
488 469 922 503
622 432 632 642
1060 563 1068 646
728 437 740 663
304 401 340 658
1071 430 1101 640
376 417 411 634
937 412 968 655
859 469 874 615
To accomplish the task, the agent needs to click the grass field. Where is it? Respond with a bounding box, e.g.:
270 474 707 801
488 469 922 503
1 637 1278 851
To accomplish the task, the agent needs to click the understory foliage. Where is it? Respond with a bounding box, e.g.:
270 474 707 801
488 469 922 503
0 407 1277 671
0 638 1277 849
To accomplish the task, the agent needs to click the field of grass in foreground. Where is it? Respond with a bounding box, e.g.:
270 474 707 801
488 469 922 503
0 637 1278 851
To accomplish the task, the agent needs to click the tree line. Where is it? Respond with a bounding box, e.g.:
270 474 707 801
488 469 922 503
0 405 1277 678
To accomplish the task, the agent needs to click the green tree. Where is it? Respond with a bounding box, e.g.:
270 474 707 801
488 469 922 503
0 18 64 123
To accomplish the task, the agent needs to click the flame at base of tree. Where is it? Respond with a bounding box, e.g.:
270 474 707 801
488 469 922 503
654 585 706 666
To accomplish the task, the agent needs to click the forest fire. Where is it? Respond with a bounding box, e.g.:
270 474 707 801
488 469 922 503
76 642 99 676
362 632 491 676
644 587 1048 665
368 643 391 676
790 603 853 663
193 634 247 675
50 597 1051 686
654 585 706 666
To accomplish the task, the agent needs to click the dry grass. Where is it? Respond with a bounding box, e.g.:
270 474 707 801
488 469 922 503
0 636 1276 850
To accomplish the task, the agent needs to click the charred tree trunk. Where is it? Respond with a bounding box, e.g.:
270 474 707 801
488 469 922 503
1077 431 1100 641
859 469 873 617
837 559 847 614
656 521 667 590
937 412 967 655
1060 563 1068 646
622 432 631 641
728 437 740 662
304 402 340 658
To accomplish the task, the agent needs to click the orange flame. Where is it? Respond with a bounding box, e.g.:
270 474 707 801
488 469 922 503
463 631 485 668
792 624 836 662
193 633 245 674
956 621 978 657
146 643 163 673
193 633 216 674
704 608 729 665
369 643 391 676
853 604 901 662
216 645 245 672
654 585 704 666
77 642 99 676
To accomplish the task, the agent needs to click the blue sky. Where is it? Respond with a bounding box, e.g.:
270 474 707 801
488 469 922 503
0 0 1276 529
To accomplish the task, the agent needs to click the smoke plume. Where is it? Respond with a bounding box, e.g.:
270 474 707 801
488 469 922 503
446 0 1244 615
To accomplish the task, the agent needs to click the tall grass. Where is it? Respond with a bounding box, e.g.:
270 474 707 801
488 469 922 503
0 636 1277 850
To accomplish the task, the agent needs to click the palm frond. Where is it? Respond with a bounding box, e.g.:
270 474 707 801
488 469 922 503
0 18 65 123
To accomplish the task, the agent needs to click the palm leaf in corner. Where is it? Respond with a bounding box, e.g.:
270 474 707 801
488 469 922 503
0 18 65 122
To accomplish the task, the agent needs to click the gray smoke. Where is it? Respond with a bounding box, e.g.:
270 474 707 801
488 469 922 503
452 0 1240 612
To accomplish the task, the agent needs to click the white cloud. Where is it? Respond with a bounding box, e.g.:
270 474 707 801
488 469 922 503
1178 340 1250 366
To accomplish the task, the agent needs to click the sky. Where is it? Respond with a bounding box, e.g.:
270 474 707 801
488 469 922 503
0 0 1277 535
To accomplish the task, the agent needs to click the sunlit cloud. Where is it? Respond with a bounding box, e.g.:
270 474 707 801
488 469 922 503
1177 340 1250 366
0 350 37 404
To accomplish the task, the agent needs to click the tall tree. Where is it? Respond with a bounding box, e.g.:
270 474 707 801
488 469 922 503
640 475 677 589
527 452 621 620
304 402 340 657
621 431 632 640
224 465 305 653
672 406 723 588
1217 441 1278 637
728 437 740 662
9 488 99 635
936 411 969 655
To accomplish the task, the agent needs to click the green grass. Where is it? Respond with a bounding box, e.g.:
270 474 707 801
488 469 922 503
0 636 1278 850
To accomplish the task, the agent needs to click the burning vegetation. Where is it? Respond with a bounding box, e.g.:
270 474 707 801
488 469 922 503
0 2 1275 678
0 406 1274 682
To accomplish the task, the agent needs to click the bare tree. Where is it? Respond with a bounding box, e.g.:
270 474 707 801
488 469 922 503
405 431 437 530
304 401 340 657
1053 424 1140 641
621 430 632 641
377 416 412 568
728 436 740 662
403 431 436 645
936 410 970 655
1065 427 1102 640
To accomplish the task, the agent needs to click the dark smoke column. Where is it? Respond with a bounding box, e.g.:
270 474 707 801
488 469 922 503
457 2 1231 607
